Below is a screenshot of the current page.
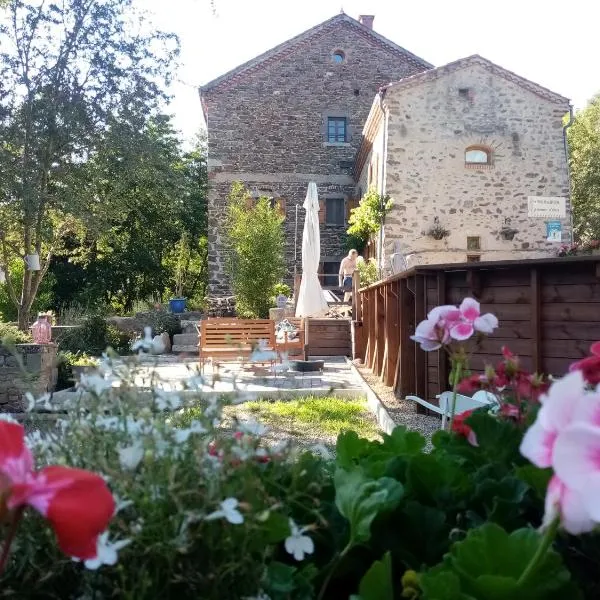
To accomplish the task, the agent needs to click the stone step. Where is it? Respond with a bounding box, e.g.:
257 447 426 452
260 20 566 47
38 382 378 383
172 333 199 346
172 345 199 354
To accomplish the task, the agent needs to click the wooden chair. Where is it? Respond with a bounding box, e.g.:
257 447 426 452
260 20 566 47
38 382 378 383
274 317 306 360
405 391 493 429
199 318 276 372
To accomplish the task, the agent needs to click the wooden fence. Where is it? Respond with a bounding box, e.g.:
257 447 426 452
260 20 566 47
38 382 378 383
353 256 600 401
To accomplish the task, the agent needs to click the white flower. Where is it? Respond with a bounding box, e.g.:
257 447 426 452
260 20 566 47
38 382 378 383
238 419 268 436
114 497 134 514
205 498 244 524
310 444 333 461
0 414 18 424
284 519 314 561
174 420 207 444
155 389 182 411
79 373 112 396
118 441 144 471
131 326 154 353
76 532 131 570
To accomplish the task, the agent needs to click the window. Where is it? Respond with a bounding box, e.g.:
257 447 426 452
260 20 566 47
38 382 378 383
467 255 481 263
326 198 345 225
465 146 492 166
467 236 481 251
327 117 347 143
332 50 345 63
322 261 340 287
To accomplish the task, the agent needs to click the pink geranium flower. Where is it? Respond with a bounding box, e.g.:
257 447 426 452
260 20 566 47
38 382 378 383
520 370 600 533
410 298 498 351
0 421 115 561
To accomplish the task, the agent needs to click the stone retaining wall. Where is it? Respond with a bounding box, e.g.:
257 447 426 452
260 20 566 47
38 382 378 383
0 344 58 412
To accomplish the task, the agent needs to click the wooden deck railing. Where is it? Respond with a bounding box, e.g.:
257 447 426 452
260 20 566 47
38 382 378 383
353 255 600 402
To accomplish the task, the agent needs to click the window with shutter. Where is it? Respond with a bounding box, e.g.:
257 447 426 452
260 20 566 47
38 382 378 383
325 198 345 225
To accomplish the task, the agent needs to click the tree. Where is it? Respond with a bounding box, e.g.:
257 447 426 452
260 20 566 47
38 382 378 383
225 183 285 318
49 118 208 312
569 95 600 242
0 0 178 328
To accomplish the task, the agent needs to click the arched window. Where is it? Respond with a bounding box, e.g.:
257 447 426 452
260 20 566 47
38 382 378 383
465 146 492 166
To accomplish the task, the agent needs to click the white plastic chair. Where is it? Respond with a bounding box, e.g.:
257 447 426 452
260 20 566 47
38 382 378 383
406 391 492 429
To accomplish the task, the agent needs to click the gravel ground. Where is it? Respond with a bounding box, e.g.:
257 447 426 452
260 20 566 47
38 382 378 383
355 364 441 448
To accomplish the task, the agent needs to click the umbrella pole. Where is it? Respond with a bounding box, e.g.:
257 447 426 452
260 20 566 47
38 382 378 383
294 203 299 277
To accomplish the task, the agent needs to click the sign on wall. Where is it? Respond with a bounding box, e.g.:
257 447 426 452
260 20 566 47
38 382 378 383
528 197 566 219
546 221 562 242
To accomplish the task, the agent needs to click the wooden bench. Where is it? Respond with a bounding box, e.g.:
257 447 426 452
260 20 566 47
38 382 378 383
199 318 276 372
275 318 306 360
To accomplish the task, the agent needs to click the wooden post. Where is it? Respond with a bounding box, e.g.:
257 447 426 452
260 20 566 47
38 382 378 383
395 277 415 397
375 288 385 376
383 281 399 387
352 270 362 321
414 274 427 407
436 271 448 394
531 267 542 373
293 273 301 310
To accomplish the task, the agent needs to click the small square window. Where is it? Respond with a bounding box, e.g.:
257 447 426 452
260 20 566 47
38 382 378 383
466 255 481 263
326 198 345 225
467 236 481 251
327 117 347 143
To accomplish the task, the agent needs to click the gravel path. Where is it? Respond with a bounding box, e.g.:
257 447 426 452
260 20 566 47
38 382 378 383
355 364 440 447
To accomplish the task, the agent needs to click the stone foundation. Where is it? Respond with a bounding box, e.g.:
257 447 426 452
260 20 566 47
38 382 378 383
0 344 58 412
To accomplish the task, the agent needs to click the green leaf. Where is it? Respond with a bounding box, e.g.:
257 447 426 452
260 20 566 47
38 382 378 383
515 465 552 501
266 562 297 593
381 426 426 455
336 431 371 468
420 566 476 600
465 412 523 465
262 511 291 544
423 523 577 600
356 552 394 600
334 469 403 545
407 454 471 508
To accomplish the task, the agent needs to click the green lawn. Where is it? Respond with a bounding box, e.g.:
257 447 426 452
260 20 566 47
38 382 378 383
243 395 379 440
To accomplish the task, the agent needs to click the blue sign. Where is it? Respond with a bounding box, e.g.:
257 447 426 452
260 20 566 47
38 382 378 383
546 221 562 242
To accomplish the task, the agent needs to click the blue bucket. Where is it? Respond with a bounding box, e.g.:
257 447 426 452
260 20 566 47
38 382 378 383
169 298 186 313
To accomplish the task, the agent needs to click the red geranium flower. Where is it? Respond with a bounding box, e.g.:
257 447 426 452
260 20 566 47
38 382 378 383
569 342 600 385
0 421 114 561
451 410 478 446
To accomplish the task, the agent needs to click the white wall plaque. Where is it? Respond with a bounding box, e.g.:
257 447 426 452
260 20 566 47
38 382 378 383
527 197 566 219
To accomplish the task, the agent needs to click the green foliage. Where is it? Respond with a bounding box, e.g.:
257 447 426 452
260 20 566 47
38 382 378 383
0 0 179 326
145 310 182 339
357 258 379 287
58 314 132 356
0 321 32 345
347 188 393 246
225 182 285 318
353 552 394 600
0 259 55 323
569 96 600 241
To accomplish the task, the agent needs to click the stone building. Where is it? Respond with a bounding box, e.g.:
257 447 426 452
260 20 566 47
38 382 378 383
199 13 432 295
354 55 572 271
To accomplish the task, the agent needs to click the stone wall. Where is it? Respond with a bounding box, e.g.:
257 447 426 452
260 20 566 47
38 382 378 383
361 60 571 271
0 344 57 412
202 15 431 295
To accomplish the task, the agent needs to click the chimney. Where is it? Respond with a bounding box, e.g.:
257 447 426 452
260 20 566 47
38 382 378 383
358 15 375 29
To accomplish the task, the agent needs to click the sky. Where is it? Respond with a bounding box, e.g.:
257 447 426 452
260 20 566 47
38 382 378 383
142 0 599 141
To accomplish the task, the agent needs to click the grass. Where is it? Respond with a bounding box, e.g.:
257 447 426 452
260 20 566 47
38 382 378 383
243 395 379 440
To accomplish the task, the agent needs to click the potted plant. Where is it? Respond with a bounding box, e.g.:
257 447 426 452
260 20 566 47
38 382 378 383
169 234 190 314
500 217 519 241
424 217 449 241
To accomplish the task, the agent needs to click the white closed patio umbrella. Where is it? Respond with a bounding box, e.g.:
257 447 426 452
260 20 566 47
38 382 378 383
296 182 329 317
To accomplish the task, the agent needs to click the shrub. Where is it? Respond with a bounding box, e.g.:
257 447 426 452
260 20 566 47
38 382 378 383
225 182 285 318
0 322 32 345
59 314 134 356
145 310 182 339
346 187 393 248
357 257 379 287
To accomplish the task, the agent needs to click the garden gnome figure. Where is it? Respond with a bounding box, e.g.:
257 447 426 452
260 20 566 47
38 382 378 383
31 313 52 344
